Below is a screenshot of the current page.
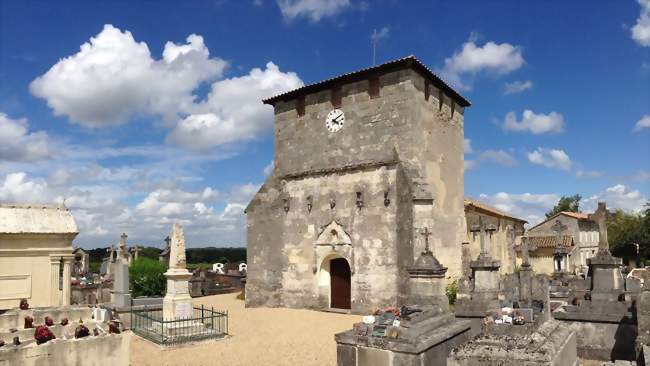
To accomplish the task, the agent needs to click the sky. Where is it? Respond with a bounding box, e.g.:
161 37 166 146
0 0 648 249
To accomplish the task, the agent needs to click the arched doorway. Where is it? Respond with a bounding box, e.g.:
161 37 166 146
330 258 351 309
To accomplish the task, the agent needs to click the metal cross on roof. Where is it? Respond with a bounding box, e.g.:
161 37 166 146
419 227 432 253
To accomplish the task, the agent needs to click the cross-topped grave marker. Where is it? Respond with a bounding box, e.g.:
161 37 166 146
419 227 432 254
469 216 489 257
551 220 568 247
588 202 614 254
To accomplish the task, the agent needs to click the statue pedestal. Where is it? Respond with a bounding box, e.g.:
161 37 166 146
589 250 624 300
163 268 193 320
110 260 132 308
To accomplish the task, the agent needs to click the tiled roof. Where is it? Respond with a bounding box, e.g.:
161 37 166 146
262 55 471 107
0 204 78 234
527 211 591 231
521 235 574 249
464 198 527 223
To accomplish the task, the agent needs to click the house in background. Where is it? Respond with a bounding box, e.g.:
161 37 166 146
463 198 527 275
521 211 599 275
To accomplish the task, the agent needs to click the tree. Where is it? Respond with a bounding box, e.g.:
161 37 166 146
129 257 166 297
546 194 582 218
608 206 650 265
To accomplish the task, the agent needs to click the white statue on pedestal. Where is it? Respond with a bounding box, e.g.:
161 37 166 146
163 223 193 321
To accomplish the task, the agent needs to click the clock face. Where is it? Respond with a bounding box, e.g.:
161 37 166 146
325 109 345 133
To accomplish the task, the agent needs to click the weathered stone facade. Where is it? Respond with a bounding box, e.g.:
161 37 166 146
246 56 470 313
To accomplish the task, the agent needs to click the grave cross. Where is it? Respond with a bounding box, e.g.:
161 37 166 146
132 245 141 261
106 245 115 262
419 227 432 254
551 220 568 247
470 216 489 256
164 235 171 248
588 202 614 253
118 232 128 259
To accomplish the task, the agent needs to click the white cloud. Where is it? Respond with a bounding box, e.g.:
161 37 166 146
464 159 476 171
479 149 517 167
475 192 560 225
167 62 302 149
582 184 648 213
0 113 49 162
440 38 524 90
30 24 227 127
502 110 564 134
370 27 390 42
0 172 48 203
276 0 350 22
632 0 650 47
527 147 572 171
503 80 533 95
464 139 473 154
633 114 650 131
263 160 275 176
576 169 602 179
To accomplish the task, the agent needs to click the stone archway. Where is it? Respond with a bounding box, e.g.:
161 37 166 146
318 254 352 310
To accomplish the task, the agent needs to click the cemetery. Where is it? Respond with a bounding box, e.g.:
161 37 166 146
0 39 648 365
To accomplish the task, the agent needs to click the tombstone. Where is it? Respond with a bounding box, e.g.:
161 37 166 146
551 220 569 274
587 202 624 300
336 227 474 366
163 223 193 320
110 233 132 308
213 263 225 274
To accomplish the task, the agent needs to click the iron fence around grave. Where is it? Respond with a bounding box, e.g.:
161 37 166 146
131 305 228 346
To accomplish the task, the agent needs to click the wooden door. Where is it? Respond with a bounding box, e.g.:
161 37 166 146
330 258 351 309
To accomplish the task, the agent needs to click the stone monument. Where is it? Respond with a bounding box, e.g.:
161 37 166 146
163 223 193 320
110 233 132 308
587 202 624 300
551 220 569 274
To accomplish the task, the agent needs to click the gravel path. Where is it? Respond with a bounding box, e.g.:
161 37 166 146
130 293 359 366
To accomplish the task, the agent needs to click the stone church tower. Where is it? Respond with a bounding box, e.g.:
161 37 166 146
246 56 470 313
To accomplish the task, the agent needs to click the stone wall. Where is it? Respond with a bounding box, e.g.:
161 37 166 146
247 66 466 313
0 331 130 366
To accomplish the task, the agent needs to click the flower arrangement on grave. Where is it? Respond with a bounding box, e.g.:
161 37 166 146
12 337 20 346
19 299 29 310
60 318 69 326
74 320 90 339
108 321 121 334
34 325 56 345
44 316 54 327
24 316 33 329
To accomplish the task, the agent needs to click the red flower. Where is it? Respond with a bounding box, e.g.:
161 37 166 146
44 316 54 326
60 318 69 326
24 316 33 329
34 325 56 345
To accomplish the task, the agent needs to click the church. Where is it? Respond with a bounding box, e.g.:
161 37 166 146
245 56 471 313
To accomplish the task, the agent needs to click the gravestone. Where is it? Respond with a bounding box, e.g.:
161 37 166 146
162 223 193 320
110 233 132 308
587 202 624 300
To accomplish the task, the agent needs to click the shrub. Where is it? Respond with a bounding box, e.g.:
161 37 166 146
445 279 459 305
236 290 245 301
129 258 166 297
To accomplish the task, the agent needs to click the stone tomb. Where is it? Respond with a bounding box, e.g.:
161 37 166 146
553 202 639 361
335 234 473 366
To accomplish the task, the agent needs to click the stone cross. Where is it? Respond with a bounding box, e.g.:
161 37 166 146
588 202 614 253
107 245 115 262
168 223 187 269
118 233 128 260
419 227 432 254
132 245 141 261
470 216 489 256
551 220 568 247
521 238 531 268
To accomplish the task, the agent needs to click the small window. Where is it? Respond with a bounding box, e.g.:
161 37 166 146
296 97 305 117
438 90 444 110
331 86 342 108
424 82 430 101
368 77 380 99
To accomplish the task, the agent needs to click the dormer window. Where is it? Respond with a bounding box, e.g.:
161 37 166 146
368 77 380 99
296 97 305 117
331 85 342 108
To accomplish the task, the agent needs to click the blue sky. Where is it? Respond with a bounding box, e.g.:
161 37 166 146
0 0 648 249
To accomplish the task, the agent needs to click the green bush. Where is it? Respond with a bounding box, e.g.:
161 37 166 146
129 258 166 297
445 279 459 305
